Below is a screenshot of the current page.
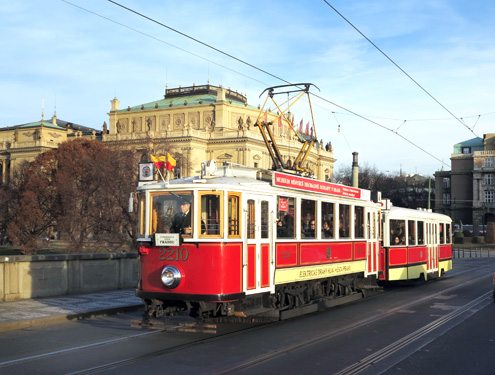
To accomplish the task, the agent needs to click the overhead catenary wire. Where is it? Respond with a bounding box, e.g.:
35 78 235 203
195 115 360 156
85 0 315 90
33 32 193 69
321 0 478 139
105 0 292 87
65 0 453 169
60 0 270 87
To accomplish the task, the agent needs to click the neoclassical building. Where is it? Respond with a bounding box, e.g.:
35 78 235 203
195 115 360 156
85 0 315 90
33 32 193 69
1 83 335 184
435 134 495 235
104 83 335 180
0 115 101 184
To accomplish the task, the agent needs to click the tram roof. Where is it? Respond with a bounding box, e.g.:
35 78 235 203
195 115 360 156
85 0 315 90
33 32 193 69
385 205 452 222
138 163 375 203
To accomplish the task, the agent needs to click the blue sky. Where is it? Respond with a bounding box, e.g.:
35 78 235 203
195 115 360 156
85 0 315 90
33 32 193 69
1 0 495 176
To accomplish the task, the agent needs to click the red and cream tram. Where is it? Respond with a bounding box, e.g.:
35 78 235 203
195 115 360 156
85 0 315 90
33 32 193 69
135 162 452 320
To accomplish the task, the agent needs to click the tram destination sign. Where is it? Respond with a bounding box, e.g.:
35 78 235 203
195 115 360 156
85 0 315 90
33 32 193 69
154 233 180 247
272 172 370 201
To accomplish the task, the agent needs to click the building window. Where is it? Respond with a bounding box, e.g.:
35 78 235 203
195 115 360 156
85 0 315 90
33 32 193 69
485 191 494 203
485 158 494 168
443 178 450 188
442 193 451 205
462 147 471 154
485 174 494 185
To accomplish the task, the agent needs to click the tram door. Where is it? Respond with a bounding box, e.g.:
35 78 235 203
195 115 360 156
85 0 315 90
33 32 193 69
243 194 274 295
426 222 439 276
365 211 379 276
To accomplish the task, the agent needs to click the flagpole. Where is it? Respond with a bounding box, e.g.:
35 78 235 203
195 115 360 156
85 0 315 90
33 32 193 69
156 167 167 184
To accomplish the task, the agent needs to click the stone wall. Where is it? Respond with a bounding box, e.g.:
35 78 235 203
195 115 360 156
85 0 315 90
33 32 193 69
0 253 139 302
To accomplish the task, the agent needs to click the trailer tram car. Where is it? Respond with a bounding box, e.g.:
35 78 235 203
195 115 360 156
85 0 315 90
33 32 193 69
134 163 453 321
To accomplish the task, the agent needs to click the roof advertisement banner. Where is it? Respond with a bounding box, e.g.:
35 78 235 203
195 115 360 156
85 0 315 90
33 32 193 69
272 172 369 201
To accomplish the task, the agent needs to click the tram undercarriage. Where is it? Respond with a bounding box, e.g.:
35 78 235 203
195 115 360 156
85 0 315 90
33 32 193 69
141 273 381 322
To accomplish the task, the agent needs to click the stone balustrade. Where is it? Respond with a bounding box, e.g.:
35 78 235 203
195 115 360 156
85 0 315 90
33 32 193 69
0 253 139 302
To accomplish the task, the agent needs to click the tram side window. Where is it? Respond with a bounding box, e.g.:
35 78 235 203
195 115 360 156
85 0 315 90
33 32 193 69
321 202 334 239
277 196 295 239
261 200 269 239
138 192 145 238
390 219 405 245
247 199 255 239
301 199 316 238
339 204 350 238
417 221 424 244
408 220 416 245
228 193 241 238
151 191 194 236
200 192 222 236
355 206 364 238
439 223 445 244
446 223 451 244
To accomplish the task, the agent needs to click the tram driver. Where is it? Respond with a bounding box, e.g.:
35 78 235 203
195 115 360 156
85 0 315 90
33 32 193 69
171 201 192 235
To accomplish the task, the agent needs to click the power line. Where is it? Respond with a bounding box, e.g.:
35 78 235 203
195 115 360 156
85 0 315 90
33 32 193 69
321 0 478 139
64 0 450 169
310 92 448 167
330 110 495 124
106 0 291 86
60 0 269 87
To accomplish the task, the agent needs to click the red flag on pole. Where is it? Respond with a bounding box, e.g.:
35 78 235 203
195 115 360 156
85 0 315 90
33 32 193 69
166 153 176 171
305 122 309 135
299 119 303 133
151 154 166 169
278 116 282 127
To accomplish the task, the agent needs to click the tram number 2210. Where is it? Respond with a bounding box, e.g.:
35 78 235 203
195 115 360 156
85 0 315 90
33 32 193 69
158 247 189 261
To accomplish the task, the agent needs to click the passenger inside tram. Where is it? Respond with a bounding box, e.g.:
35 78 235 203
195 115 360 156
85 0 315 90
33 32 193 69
277 213 294 238
303 220 316 238
322 220 333 238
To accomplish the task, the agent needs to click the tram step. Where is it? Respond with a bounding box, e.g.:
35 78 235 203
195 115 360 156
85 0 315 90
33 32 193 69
234 307 280 321
280 292 364 320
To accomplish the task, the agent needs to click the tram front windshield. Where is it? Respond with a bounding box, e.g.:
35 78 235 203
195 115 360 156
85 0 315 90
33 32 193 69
150 191 194 236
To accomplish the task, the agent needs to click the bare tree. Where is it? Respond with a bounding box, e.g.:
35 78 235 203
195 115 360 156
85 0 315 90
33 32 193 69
7 139 138 253
333 164 434 209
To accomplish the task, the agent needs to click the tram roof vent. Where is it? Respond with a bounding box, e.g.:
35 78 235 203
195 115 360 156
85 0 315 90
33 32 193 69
222 162 260 179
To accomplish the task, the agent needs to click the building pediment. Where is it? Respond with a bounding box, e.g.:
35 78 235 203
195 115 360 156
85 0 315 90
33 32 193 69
217 153 233 160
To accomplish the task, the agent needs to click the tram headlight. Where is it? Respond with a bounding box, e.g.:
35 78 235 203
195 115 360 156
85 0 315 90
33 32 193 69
161 266 181 289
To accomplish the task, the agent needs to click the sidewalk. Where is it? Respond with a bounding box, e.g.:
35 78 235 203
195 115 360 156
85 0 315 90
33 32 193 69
0 289 143 333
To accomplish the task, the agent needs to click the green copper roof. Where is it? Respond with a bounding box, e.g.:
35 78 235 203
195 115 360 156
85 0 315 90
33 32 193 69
453 137 484 154
116 85 256 113
19 121 66 130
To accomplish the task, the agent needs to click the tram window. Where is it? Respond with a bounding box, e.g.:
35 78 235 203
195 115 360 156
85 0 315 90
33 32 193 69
446 223 451 244
439 223 445 244
408 220 416 245
247 199 255 239
390 219 405 245
277 196 295 238
417 221 424 244
150 191 193 236
321 202 334 239
301 199 316 238
228 193 241 238
339 204 350 238
355 206 364 238
138 192 145 238
261 200 269 239
200 192 222 236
